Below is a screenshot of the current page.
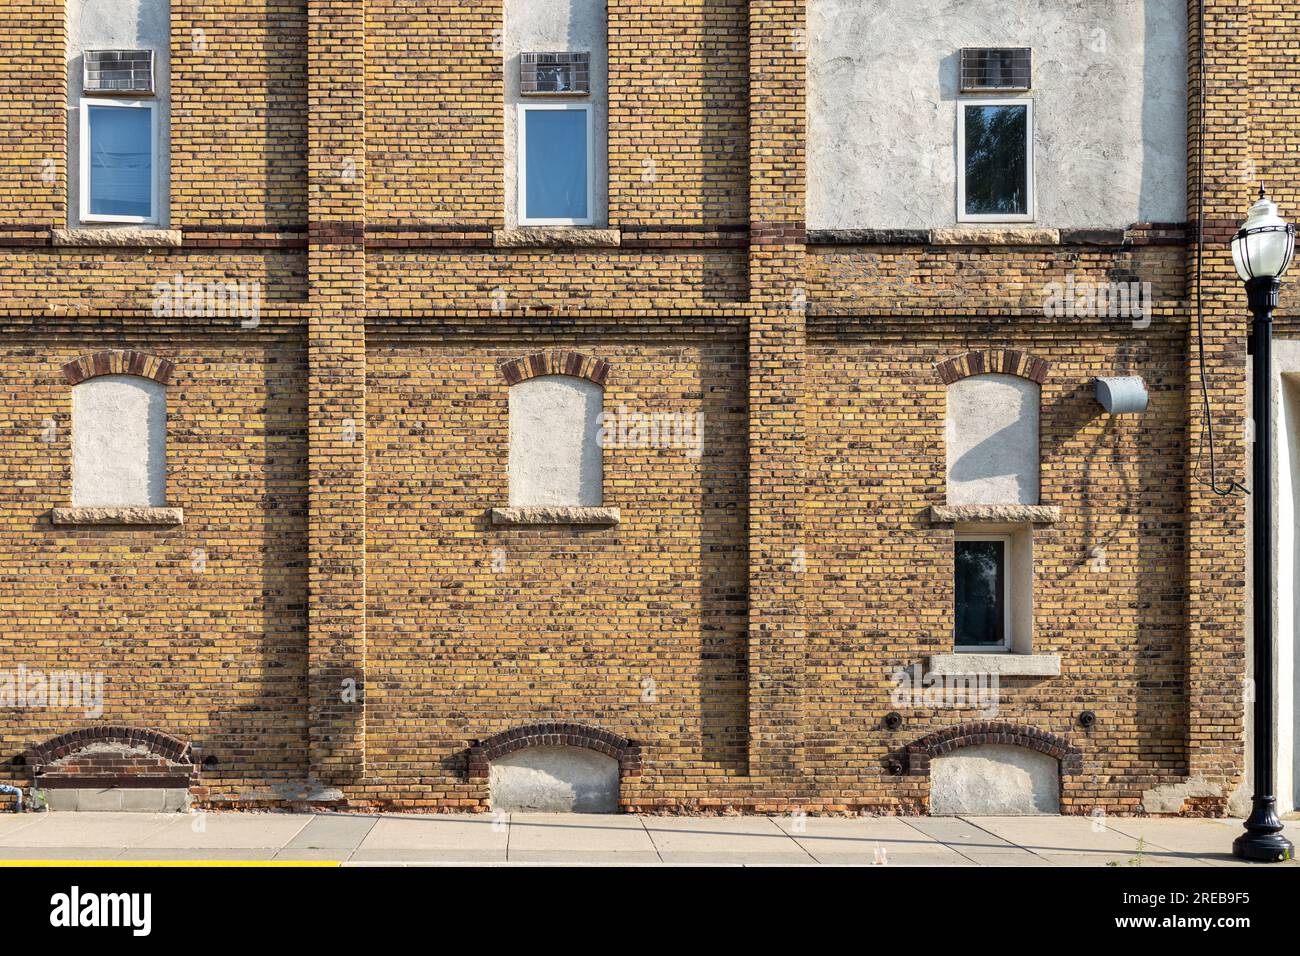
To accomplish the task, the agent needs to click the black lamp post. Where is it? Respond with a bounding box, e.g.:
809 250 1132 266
1231 187 1296 863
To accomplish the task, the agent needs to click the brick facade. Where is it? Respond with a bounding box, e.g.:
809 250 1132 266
0 0 1294 815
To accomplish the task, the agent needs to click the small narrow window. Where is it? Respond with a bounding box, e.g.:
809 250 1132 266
958 99 1033 222
954 536 1011 650
80 99 158 224
518 104 592 226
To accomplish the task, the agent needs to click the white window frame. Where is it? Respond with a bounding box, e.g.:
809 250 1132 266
517 102 594 226
80 97 159 225
956 97 1034 224
954 533 1013 652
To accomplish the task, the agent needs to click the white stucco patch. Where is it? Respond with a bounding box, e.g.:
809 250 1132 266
509 375 603 507
807 0 1187 229
504 0 608 227
489 746 620 813
947 374 1040 505
931 744 1060 815
72 375 166 508
67 0 172 227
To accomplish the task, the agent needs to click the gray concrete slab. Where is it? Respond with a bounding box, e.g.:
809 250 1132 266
1 812 176 847
507 850 663 865
348 846 507 863
961 815 1146 855
0 847 126 860
134 813 310 849
115 848 281 861
283 814 379 850
901 816 1018 850
358 813 508 852
508 813 654 853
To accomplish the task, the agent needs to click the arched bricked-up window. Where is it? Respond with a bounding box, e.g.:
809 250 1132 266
64 351 172 508
937 350 1050 507
466 722 642 781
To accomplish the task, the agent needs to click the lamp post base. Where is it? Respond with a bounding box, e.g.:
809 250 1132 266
1232 796 1294 862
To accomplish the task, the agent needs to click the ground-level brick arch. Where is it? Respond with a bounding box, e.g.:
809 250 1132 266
466 722 642 780
904 722 1082 778
25 726 199 791
934 349 1051 386
498 351 610 387
62 350 176 386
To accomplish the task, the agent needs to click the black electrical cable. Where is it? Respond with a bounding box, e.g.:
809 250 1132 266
1192 0 1248 498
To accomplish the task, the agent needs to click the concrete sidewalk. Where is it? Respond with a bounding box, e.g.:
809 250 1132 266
0 811 1293 866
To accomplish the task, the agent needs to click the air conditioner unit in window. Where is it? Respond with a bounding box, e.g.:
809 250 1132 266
520 52 590 95
960 48 1031 93
84 50 155 94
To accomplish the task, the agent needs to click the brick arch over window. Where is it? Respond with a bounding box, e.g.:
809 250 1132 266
498 351 610 387
934 349 1051 386
467 722 642 780
62 350 175 386
904 722 1082 777
25 726 199 789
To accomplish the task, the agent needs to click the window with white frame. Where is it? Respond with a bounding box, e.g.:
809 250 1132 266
518 104 593 226
80 98 158 224
954 534 1011 650
71 375 167 508
957 99 1033 222
508 375 603 507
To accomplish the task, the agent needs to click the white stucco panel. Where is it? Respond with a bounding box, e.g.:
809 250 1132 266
72 375 167 508
807 0 1188 229
931 744 1060 815
947 374 1040 505
509 375 603 507
489 746 619 813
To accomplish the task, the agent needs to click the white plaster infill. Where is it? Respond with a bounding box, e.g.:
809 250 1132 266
52 228 183 248
928 653 1061 677
51 507 183 526
493 227 621 248
930 504 1060 524
491 506 620 526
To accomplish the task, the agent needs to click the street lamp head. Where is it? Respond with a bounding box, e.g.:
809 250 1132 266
1231 188 1295 283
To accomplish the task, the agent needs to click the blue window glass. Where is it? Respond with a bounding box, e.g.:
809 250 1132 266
524 108 588 222
87 105 153 219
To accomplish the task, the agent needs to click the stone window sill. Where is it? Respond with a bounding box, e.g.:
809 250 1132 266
52 228 183 248
51 507 184 526
928 653 1061 677
490 506 620 526
930 504 1061 524
493 227 621 249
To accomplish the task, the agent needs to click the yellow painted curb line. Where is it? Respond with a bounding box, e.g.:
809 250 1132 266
0 860 341 868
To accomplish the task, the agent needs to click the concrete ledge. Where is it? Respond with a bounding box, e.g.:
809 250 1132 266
44 788 191 812
493 227 621 248
930 504 1061 524
51 507 184 526
928 653 1061 677
52 227 183 248
491 506 621 526
931 227 1060 245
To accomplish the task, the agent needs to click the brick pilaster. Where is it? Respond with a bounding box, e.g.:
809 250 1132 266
1184 0 1251 789
745 0 806 780
0 1 65 226
306 0 367 786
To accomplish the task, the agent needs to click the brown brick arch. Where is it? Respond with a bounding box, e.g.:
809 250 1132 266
26 726 199 790
904 721 1082 777
934 349 1051 386
466 722 641 780
62 350 175 386
498 351 610 387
